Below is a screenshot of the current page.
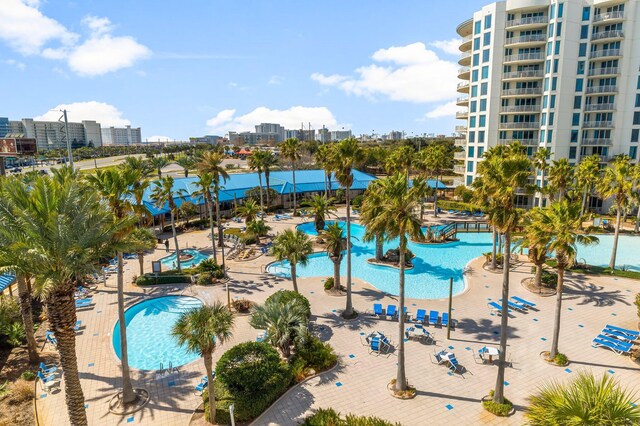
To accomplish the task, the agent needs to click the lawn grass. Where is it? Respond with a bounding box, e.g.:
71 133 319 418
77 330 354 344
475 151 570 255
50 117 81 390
546 260 640 280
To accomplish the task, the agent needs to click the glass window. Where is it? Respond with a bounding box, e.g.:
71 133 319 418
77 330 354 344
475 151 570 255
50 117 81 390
549 112 555 126
544 78 550 91
569 147 577 159
571 129 578 142
554 41 561 55
630 146 638 160
480 83 488 96
580 25 589 39
474 38 480 50
474 21 481 34
636 94 640 107
545 60 551 74
553 59 559 73
582 6 590 21
479 99 487 111
573 96 581 109
543 95 548 108
547 130 553 143
575 78 583 91
556 22 562 36
472 69 478 82
483 32 491 46
572 113 580 126
471 85 477 97
548 24 554 38
558 3 564 18
547 42 552 56
479 115 486 127
466 175 473 186
577 61 585 75
481 66 489 79
478 131 485 143
541 113 547 125
467 161 474 172
637 76 640 90
632 129 639 143
482 49 490 63
579 43 587 57
552 77 558 91
470 100 477 113
484 15 492 29
540 130 545 142
550 4 556 19
634 112 640 125
470 116 477 128
550 95 556 108
468 146 475 157
472 53 479 67
469 131 476 143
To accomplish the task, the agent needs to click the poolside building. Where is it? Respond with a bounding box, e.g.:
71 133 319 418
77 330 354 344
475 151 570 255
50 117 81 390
456 0 640 210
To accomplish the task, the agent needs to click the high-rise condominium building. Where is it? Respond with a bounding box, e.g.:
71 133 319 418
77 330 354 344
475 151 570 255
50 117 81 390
456 0 640 209
7 118 103 151
101 125 142 146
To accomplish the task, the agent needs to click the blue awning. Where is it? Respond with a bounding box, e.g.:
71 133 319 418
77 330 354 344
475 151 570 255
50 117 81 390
0 273 15 293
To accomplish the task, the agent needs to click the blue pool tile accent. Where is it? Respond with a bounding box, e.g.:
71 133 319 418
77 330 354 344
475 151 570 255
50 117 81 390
359 332 365 335
533 318 539 322
88 363 94 367
445 404 454 410
540 337 547 341
567 307 573 311
487 298 492 301
465 347 471 351
310 291 314 294
127 416 134 423
331 309 337 313
404 338 409 342
608 369 615 374
448 345 454 350
349 354 355 359
335 382 343 387
611 313 617 316
504 381 509 386
93 333 99 336
578 324 584 328
447 372 453 376
565 368 572 373
40 394 47 399
167 381 175 387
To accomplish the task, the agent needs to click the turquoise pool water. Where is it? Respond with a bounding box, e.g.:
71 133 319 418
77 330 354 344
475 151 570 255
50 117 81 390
113 296 203 370
267 221 640 299
160 249 209 269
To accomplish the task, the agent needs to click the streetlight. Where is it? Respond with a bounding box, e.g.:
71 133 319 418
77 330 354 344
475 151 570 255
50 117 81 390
56 109 73 168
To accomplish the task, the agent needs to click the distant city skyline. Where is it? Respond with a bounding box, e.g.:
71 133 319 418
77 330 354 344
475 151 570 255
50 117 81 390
0 0 483 140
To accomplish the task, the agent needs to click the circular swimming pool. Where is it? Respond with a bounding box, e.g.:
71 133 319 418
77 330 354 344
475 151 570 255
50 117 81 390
113 296 203 370
266 221 640 299
160 249 209 269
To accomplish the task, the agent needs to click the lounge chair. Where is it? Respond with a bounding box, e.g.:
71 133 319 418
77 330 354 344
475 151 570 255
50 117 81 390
502 300 527 312
39 362 59 376
441 312 450 328
75 298 93 309
369 336 386 355
431 350 448 365
488 301 511 315
448 354 463 374
37 371 61 393
45 331 57 348
386 305 397 318
74 321 82 331
256 330 268 342
604 325 640 338
414 309 426 324
592 336 632 355
428 310 439 326
194 377 209 395
511 296 536 308
373 303 384 318
602 328 638 343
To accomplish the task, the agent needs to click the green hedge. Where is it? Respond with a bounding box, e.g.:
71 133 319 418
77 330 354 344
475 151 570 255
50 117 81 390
303 408 401 426
135 273 192 286
265 290 311 318
291 336 337 380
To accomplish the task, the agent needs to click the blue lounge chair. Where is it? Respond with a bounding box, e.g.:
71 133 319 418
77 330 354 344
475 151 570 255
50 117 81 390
373 303 384 317
511 296 536 308
37 371 61 393
596 334 633 351
369 337 383 355
488 301 511 315
602 328 638 343
428 310 439 326
605 325 640 338
45 331 57 348
414 309 427 324
194 377 209 395
592 336 632 355
39 362 59 376
504 300 527 312
441 312 450 328
448 354 463 373
75 298 92 308
74 321 82 331
386 305 397 318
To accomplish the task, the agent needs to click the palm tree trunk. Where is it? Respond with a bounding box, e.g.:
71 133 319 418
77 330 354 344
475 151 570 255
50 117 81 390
375 235 383 261
265 172 271 210
326 172 332 198
332 258 341 291
549 265 565 359
493 231 511 404
491 227 498 270
292 163 297 215
635 205 640 233
204 352 216 424
395 238 407 392
433 176 439 217
291 263 298 293
16 274 38 364
171 211 181 272
257 173 264 212
581 185 588 216
206 193 218 264
420 203 425 223
344 188 354 317
534 262 543 287
215 186 224 248
609 207 621 269
138 253 144 276
47 287 87 426
117 252 136 403
324 173 328 199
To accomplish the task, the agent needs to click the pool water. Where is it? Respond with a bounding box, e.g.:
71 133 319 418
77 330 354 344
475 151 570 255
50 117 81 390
113 296 203 370
267 221 640 299
160 249 209 269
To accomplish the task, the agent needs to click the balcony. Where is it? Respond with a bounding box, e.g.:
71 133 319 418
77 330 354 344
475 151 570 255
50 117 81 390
456 96 469 106
504 34 547 46
500 104 541 113
500 138 539 146
454 138 467 147
498 121 540 129
589 48 622 59
457 81 470 93
456 18 473 37
591 29 624 42
584 103 615 111
453 164 466 175
581 138 612 146
458 51 471 66
501 87 543 96
585 85 617 94
458 66 470 79
503 52 544 64
593 10 624 23
456 110 469 119
505 16 548 29
583 120 614 129
460 35 473 51
454 151 467 160
455 125 467 133
597 155 614 162
502 69 544 80
587 66 619 77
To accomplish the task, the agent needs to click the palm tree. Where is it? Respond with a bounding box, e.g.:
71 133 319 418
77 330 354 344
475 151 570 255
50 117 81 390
359 173 423 393
528 202 598 359
262 150 278 209
149 156 170 178
514 212 550 288
314 144 332 198
151 176 186 271
323 222 346 292
86 169 140 406
193 172 218 263
421 144 453 217
575 154 601 216
525 372 640 425
196 152 229 253
236 200 260 224
532 147 551 203
302 195 337 233
272 229 313 293
172 302 234 425
328 138 365 318
249 300 307 358
598 155 633 270
360 179 387 261
281 138 302 215
633 163 640 233
129 227 158 276
175 155 195 178
246 219 270 245
248 150 267 212
120 157 153 226
547 158 574 201
0 174 122 426
385 145 414 179
472 175 498 269
473 144 531 405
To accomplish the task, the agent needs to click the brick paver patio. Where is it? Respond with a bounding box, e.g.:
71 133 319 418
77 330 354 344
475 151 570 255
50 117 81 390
37 209 640 425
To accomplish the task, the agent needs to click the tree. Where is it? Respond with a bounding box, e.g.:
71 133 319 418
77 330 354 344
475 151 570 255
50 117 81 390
149 156 170 178
172 302 234 425
272 229 313 293
525 372 640 425
179 201 198 227
575 154 601 216
262 151 278 209
236 200 260 224
249 300 308 358
598 155 633 269
327 138 365 318
193 172 218 264
314 144 332 198
514 213 550 289
151 176 186 271
302 195 337 233
322 222 347 292
175 155 196 178
245 219 270 245
129 228 158 276
196 152 230 254
547 158 574 201
532 147 551 203
528 202 598 359
120 157 153 226
280 138 302 215
385 145 414 180
420 144 453 217
359 173 423 393
248 150 267 212
360 179 387 261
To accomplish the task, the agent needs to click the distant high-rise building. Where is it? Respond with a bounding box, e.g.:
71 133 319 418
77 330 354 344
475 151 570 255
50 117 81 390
255 123 285 142
9 118 103 151
189 135 223 144
101 125 142 146
387 130 404 140
330 130 352 141
0 117 9 137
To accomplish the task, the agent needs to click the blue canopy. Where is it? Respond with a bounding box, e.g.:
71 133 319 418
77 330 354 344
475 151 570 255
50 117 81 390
0 273 15 293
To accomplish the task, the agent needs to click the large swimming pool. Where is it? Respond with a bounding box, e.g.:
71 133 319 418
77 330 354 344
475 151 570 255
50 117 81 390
266 221 640 299
113 296 203 370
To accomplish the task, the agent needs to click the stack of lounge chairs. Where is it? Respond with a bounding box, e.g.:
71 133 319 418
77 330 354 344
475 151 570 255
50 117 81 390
592 325 638 355
488 296 536 315
370 304 453 328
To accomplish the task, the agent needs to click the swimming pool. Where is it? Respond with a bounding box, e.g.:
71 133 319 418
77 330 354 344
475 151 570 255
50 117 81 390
160 249 209 269
113 296 203 370
267 221 640 299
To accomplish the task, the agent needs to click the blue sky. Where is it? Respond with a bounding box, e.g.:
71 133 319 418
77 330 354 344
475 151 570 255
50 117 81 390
0 0 483 141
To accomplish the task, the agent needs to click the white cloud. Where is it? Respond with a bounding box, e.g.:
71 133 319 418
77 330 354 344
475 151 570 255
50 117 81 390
35 101 131 127
268 75 284 85
0 1 149 76
311 42 458 103
206 106 342 133
5 59 26 70
429 38 462 56
424 101 459 119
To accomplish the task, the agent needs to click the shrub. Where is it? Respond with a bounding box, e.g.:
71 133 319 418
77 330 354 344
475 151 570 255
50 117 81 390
20 371 36 381
196 259 224 279
635 293 640 321
2 322 25 347
265 290 311 319
351 194 363 208
8 380 34 405
335 188 346 203
302 408 401 426
483 252 503 267
197 272 214 286
135 274 192 286
540 270 558 288
482 390 513 417
324 277 334 290
554 353 569 366
291 336 336 376
232 299 253 313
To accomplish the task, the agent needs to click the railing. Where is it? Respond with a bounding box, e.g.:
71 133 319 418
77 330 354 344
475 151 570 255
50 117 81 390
589 48 621 59
506 16 548 28
456 110 469 119
459 51 471 60
591 30 624 41
455 125 467 133
453 164 465 174
505 34 546 44
499 122 540 129
584 103 615 111
454 151 466 160
500 138 538 146
454 138 467 147
500 104 541 113
502 69 544 79
585 85 617 94
582 121 614 129
593 11 624 22
501 87 543 96
461 34 473 43
581 138 612 146
458 66 470 74
588 66 619 76
457 81 470 90
456 96 469 104
439 223 458 240
504 52 544 62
